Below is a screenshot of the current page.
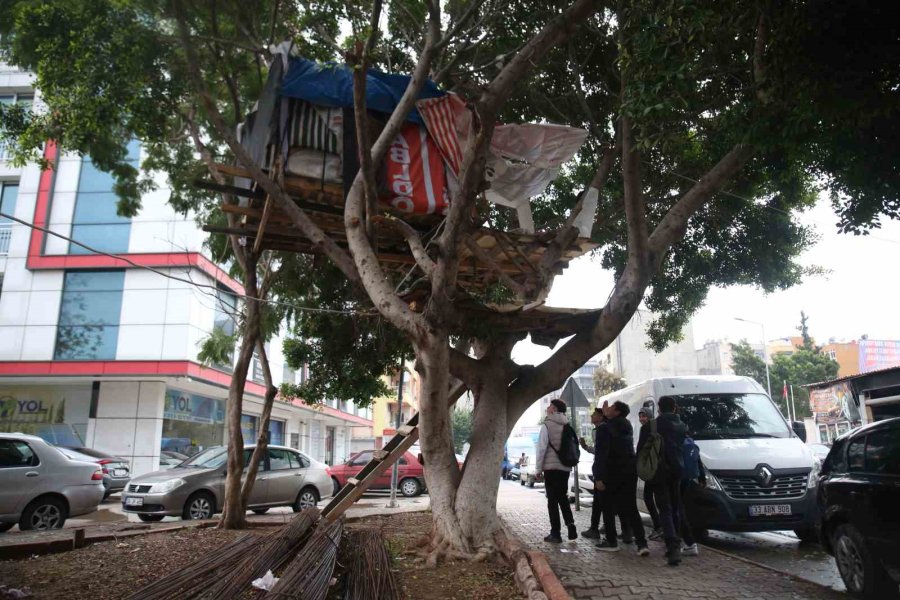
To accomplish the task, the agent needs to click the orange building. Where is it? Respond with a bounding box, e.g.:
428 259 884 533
821 341 860 378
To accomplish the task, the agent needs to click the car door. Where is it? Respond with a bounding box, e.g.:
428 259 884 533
348 451 374 486
264 448 301 505
862 427 900 572
377 454 407 489
240 448 269 507
0 439 44 515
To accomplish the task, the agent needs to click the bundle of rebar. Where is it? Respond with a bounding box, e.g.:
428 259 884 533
268 519 344 600
128 533 262 600
342 530 403 600
197 508 319 599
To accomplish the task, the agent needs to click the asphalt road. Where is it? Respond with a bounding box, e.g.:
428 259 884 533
514 482 845 594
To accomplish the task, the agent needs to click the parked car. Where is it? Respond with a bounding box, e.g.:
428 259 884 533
159 451 189 470
55 446 131 498
0 433 105 531
120 445 332 522
330 450 425 497
818 417 900 598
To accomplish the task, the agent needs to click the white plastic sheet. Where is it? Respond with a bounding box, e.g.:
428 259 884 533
251 570 280 592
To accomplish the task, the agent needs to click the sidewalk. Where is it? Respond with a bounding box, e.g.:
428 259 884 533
496 481 846 600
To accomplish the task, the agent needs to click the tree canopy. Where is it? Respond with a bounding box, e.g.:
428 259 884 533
592 366 626 398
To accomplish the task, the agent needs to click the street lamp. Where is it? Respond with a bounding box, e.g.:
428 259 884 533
734 317 772 399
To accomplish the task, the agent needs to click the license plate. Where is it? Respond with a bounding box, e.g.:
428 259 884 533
113 469 128 477
749 504 791 516
124 497 143 507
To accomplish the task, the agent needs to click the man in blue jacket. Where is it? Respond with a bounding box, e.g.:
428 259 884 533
593 401 649 556
637 396 688 566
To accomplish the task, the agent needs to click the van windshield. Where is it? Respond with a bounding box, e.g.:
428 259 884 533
671 393 791 440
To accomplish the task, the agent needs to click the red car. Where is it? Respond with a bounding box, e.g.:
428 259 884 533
330 450 425 497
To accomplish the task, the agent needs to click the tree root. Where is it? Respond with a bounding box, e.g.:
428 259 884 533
417 529 499 567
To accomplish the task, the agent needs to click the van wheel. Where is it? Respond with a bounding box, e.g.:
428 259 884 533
400 478 422 497
832 523 895 598
793 526 818 543
19 497 67 531
182 492 215 520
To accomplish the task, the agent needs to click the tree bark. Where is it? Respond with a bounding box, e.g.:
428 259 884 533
240 337 278 508
220 263 262 529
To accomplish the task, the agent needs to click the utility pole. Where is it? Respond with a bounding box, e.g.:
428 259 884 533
388 360 405 508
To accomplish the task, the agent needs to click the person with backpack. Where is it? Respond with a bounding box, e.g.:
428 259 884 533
636 395 688 566
638 408 663 540
679 433 707 556
536 399 579 543
592 401 649 556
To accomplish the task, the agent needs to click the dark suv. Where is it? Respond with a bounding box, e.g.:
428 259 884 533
818 417 900 598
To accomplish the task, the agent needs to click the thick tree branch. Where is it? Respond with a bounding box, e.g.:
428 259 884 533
621 114 650 273
374 215 436 277
753 12 771 105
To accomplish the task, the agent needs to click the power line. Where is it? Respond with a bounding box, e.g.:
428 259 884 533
0 211 374 317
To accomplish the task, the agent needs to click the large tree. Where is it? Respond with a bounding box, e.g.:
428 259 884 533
731 340 768 389
2 0 897 560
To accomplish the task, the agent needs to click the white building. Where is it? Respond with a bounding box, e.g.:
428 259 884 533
696 339 766 375
596 309 699 384
0 65 371 475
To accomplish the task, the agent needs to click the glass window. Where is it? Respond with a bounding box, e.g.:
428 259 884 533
54 271 125 360
214 289 237 337
244 448 265 469
848 437 865 471
672 393 792 440
865 429 900 475
69 223 132 255
181 447 228 469
241 414 258 443
0 182 18 223
268 448 292 471
268 420 285 446
828 438 848 473
0 440 39 467
350 451 372 466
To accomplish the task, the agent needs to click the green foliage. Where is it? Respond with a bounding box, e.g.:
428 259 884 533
769 314 838 419
592 367 626 398
730 340 768 390
197 327 237 368
451 408 473 454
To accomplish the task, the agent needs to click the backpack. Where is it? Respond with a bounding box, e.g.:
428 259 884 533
637 419 663 482
682 437 701 480
548 423 581 467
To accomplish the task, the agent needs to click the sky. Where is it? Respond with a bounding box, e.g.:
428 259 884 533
510 197 900 431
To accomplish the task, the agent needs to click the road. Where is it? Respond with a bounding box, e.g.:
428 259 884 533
512 481 845 594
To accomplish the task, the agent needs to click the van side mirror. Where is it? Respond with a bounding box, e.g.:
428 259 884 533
791 421 807 443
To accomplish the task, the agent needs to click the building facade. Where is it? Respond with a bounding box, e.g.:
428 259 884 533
596 309 699 384
0 65 371 475
696 339 765 376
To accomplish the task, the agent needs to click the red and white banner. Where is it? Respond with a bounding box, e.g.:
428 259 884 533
381 122 448 215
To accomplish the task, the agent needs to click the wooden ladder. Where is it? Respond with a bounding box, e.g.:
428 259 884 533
320 384 465 523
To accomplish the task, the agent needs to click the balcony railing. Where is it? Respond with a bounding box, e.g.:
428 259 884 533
0 224 11 255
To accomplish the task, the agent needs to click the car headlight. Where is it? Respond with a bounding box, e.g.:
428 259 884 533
149 478 186 494
705 473 724 492
807 460 821 489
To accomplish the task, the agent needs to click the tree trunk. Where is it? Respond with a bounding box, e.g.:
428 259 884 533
241 339 278 508
220 267 261 530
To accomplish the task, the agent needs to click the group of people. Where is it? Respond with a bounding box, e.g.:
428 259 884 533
534 396 705 566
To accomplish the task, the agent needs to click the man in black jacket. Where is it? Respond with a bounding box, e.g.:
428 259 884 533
593 401 649 555
637 396 688 566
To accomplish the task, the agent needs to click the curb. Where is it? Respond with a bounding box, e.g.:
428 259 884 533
497 517 573 600
699 541 843 595
527 550 573 600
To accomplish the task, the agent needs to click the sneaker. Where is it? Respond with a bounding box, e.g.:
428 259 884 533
682 543 699 556
581 528 601 539
567 524 578 541
636 543 650 557
595 539 620 552
544 533 563 544
649 528 664 541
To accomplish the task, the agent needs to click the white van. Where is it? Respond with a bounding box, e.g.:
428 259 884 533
597 375 819 540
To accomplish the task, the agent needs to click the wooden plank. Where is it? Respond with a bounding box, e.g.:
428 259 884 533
252 196 274 254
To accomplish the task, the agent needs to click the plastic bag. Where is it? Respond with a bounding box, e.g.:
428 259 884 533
251 570 280 592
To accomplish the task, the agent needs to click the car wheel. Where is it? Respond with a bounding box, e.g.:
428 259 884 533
793 526 818 543
832 523 895 598
332 477 342 496
19 497 67 531
252 508 269 515
0 522 15 533
293 487 319 512
182 492 215 520
400 478 422 498
138 514 164 522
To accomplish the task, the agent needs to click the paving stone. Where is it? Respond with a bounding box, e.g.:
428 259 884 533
496 483 846 600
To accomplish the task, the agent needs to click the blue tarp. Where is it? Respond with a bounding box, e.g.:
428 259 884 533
280 57 445 124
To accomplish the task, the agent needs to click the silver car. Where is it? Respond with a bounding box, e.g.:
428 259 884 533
120 445 333 522
0 433 105 531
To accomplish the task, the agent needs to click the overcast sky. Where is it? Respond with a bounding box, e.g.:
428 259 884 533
511 197 900 431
